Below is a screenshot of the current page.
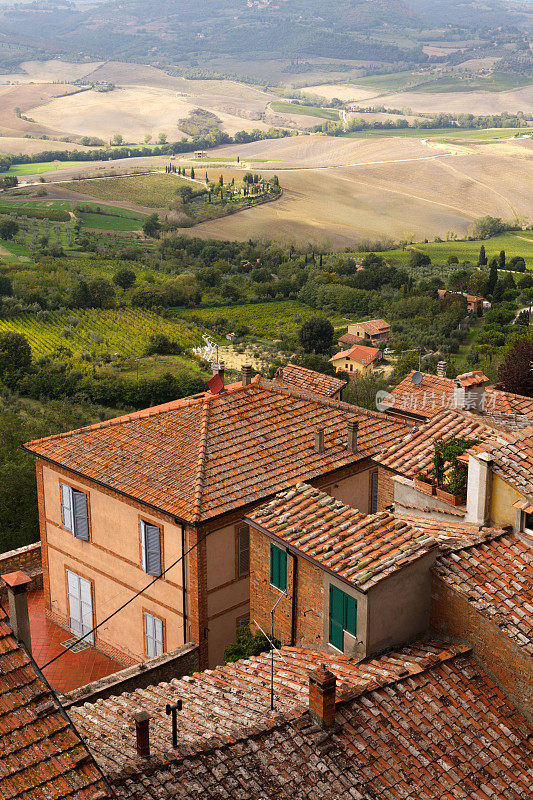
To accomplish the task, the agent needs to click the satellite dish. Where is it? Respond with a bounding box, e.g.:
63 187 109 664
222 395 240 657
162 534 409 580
411 371 423 386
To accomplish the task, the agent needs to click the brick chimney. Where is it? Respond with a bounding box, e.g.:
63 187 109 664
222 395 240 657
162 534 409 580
242 364 252 386
1 571 32 654
437 361 447 378
308 663 336 727
347 419 359 453
314 429 325 454
211 360 225 382
133 710 151 758
454 371 488 413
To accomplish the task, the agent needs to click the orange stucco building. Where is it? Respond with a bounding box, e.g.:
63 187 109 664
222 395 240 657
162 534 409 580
25 369 410 669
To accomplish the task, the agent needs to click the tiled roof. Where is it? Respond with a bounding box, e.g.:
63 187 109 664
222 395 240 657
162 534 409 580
375 408 509 478
247 483 439 591
0 608 110 800
69 641 533 800
24 378 410 523
275 363 346 397
388 370 533 421
482 425 533 501
358 318 390 336
456 370 489 388
434 533 532 655
337 332 358 346
330 344 381 366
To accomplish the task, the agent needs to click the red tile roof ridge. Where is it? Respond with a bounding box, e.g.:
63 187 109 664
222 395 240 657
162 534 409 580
192 401 210 522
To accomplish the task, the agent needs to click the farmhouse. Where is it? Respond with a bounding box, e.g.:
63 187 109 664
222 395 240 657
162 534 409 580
24 367 409 670
329 343 382 376
438 289 484 315
338 319 391 347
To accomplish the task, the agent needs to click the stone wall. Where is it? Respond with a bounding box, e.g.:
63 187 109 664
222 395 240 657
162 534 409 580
61 643 199 708
0 542 42 603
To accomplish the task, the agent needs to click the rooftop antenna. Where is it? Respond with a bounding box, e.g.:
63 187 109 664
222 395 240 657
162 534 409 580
412 371 423 386
253 587 288 712
165 699 183 748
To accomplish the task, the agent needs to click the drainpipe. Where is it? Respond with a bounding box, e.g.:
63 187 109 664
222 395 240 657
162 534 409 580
290 551 298 647
180 525 187 643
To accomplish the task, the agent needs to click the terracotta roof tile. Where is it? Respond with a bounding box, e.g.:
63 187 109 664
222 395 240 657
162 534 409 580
434 533 533 655
275 364 346 397
358 319 390 337
24 379 410 523
69 641 533 799
376 409 510 479
337 332 359 346
247 484 440 591
388 371 533 422
0 609 110 800
330 344 381 365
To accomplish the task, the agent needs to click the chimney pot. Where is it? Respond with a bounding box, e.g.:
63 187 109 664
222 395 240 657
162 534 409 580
308 663 336 727
133 710 151 758
347 419 359 453
1 571 32 654
242 364 252 386
314 429 325 454
437 361 447 378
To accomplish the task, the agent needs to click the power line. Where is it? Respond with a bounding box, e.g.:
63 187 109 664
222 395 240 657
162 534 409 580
38 527 209 672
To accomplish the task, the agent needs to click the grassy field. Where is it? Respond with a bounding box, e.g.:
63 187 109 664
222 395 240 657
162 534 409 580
0 308 203 358
343 127 533 141
78 211 144 230
62 173 191 207
343 71 425 93
173 300 320 339
0 199 73 211
347 234 533 270
270 101 339 121
409 72 533 94
0 162 85 176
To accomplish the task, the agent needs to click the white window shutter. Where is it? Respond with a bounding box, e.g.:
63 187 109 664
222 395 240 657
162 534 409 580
140 521 147 572
154 617 163 655
60 483 74 532
72 491 89 540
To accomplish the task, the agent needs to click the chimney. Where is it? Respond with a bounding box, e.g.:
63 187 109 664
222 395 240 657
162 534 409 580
308 663 336 727
211 360 225 382
465 452 493 525
454 371 488 413
133 710 151 758
347 419 359 453
1 571 32 654
242 364 252 386
314 429 325 454
437 361 447 378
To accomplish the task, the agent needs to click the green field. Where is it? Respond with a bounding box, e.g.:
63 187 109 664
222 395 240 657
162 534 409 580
62 173 190 207
344 127 533 141
0 308 203 358
409 71 532 94
74 201 147 219
174 300 320 339
270 101 339 121
0 162 85 176
78 212 144 230
346 71 425 93
348 233 533 270
0 199 72 211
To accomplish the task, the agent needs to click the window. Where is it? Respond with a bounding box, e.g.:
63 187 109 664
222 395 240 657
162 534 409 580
60 483 89 540
66 571 93 643
370 471 379 514
524 512 533 534
237 525 250 578
144 612 164 658
270 543 287 591
329 585 357 652
140 521 162 576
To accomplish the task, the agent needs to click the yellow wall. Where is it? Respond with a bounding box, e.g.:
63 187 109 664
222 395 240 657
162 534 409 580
331 356 372 376
490 474 522 528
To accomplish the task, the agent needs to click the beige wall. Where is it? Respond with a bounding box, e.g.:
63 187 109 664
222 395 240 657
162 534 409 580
318 467 375 515
490 474 522 529
366 552 436 655
42 463 186 665
206 521 250 668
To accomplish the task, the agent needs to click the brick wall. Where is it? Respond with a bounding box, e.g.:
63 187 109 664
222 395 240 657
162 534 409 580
430 575 532 722
250 528 324 648
0 542 42 603
376 465 396 511
61 643 199 708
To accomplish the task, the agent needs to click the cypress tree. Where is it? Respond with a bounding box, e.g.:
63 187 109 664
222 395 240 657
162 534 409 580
478 244 487 266
499 250 506 269
191 167 195 179
488 258 498 295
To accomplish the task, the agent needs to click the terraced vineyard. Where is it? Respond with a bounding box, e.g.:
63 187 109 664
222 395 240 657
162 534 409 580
174 301 320 339
0 309 204 358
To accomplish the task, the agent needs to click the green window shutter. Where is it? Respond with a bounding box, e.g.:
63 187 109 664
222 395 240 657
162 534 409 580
270 544 287 591
344 593 357 637
329 585 344 651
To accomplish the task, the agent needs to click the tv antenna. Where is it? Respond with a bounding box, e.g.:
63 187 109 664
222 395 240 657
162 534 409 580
252 586 289 711
411 371 423 385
